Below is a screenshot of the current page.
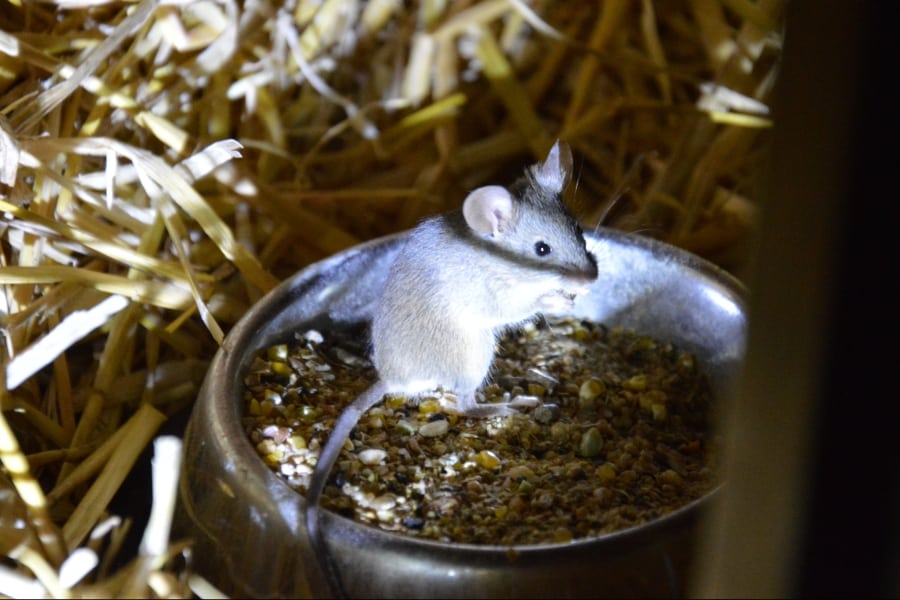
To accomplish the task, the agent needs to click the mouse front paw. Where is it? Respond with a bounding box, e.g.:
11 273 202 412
537 290 577 312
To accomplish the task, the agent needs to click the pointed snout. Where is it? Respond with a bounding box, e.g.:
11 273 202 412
562 252 599 285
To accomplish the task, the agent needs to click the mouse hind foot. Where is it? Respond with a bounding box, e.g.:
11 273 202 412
442 392 520 418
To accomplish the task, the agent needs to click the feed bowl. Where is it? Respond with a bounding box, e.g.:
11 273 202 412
175 228 746 598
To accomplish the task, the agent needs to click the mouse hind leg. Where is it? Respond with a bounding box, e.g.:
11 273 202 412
441 328 521 418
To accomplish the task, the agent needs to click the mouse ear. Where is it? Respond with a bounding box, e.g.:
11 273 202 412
462 185 515 237
533 139 573 194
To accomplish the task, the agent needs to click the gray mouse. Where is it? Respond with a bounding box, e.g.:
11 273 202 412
305 140 598 593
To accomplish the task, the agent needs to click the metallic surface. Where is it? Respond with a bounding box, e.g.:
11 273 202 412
175 228 747 598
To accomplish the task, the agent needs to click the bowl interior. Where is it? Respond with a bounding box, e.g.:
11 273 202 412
176 228 747 598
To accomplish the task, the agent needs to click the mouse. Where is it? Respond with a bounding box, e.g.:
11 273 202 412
304 139 599 595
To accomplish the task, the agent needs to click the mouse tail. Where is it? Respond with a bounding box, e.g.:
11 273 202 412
305 380 388 598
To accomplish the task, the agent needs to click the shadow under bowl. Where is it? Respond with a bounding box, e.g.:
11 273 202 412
175 227 747 598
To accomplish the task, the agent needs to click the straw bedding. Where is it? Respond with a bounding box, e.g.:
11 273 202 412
0 1 781 597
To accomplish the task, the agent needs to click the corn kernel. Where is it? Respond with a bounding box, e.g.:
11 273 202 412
266 344 288 361
596 463 617 482
623 374 648 391
579 379 605 401
474 450 501 469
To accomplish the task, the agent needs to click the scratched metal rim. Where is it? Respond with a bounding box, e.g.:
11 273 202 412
176 227 747 599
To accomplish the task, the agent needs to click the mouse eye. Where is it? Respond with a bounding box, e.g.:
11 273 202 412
534 241 552 257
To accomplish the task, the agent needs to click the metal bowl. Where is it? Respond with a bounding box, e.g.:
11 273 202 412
175 227 747 598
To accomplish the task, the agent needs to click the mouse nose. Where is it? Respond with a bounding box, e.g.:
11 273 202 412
579 252 599 281
562 253 598 284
